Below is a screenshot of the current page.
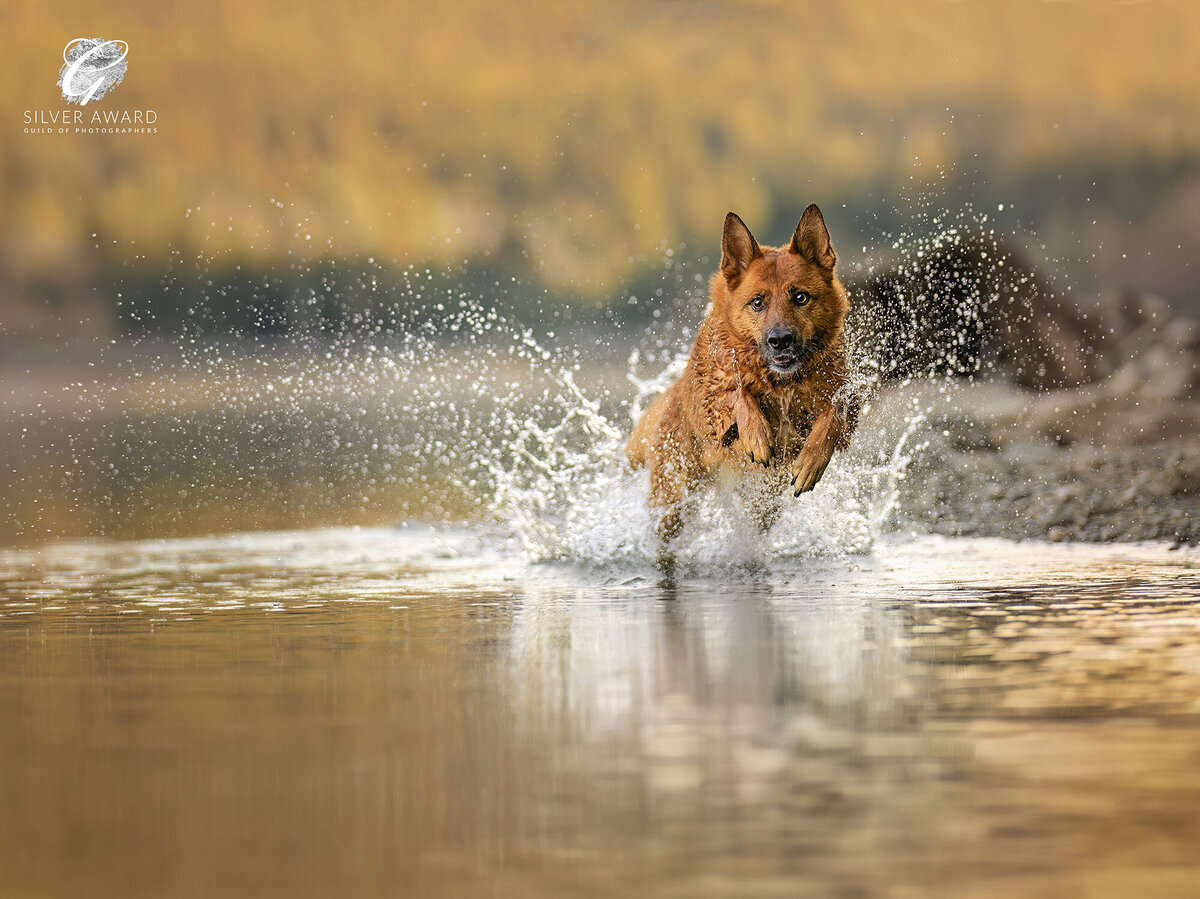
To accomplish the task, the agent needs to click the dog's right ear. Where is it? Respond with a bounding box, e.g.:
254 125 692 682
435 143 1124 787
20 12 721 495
721 212 762 285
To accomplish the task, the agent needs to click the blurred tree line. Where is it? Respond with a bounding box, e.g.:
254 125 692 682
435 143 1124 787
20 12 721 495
2 0 1199 337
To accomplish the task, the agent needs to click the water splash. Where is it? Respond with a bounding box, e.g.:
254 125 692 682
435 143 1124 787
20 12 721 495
477 330 928 570
6 206 1078 560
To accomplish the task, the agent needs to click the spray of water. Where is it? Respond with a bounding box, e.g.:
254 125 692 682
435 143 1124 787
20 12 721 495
7 205 1070 564
470 320 930 569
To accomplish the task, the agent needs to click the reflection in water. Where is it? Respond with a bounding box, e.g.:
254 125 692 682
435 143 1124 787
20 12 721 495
0 530 1198 897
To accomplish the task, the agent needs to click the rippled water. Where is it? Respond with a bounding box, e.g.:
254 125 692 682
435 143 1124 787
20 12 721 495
2 528 1197 898
3 213 1196 895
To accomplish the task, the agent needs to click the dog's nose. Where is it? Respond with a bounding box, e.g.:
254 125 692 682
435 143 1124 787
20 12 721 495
766 327 794 351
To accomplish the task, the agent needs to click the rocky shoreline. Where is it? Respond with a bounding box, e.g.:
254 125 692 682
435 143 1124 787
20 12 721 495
867 290 1198 546
842 234 1200 548
897 437 1200 546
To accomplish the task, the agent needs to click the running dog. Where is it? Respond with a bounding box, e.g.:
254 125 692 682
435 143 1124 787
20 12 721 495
627 205 859 550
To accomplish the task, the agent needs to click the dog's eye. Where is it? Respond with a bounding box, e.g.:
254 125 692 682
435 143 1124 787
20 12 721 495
749 295 766 311
791 289 811 306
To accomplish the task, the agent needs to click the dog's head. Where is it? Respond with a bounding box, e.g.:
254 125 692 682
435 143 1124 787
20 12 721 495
712 205 848 378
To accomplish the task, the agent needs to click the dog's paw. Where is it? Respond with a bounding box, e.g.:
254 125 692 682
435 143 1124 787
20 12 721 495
742 424 773 467
790 440 835 496
730 431 772 466
733 391 772 466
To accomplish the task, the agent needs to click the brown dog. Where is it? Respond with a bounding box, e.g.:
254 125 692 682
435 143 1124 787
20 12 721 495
627 205 859 549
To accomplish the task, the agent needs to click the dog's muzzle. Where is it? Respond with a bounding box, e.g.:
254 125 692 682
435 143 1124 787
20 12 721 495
764 327 803 373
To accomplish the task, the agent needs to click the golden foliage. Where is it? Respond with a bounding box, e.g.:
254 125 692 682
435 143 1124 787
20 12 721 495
3 0 1200 298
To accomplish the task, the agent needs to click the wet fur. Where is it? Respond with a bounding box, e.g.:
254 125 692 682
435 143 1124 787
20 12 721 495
627 205 859 550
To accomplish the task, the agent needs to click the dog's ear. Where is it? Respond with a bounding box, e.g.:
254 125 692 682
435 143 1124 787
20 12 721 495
790 204 837 270
721 212 762 284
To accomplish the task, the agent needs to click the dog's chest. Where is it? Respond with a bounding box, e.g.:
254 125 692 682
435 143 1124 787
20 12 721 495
761 391 813 456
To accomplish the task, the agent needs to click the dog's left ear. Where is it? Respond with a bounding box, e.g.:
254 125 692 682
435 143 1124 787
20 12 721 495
790 204 837 270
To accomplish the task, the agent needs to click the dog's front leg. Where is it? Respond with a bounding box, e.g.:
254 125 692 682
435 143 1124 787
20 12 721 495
790 391 857 495
790 406 838 495
705 379 771 466
731 387 773 466
648 451 701 565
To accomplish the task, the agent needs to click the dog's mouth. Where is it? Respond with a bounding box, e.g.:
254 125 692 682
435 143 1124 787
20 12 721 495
765 350 802 374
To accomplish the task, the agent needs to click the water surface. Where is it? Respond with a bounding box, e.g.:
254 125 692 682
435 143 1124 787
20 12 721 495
2 530 1198 897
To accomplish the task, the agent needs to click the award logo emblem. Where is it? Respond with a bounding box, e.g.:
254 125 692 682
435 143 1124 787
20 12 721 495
59 38 128 105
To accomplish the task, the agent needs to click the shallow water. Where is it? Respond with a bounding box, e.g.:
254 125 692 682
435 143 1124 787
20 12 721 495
2 528 1198 898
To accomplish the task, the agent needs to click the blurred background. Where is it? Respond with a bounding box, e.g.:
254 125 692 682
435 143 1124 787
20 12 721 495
4 0 1199 336
2 0 1198 542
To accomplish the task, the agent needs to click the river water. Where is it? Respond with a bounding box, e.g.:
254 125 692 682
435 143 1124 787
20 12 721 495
2 527 1197 898
3 243 1198 894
